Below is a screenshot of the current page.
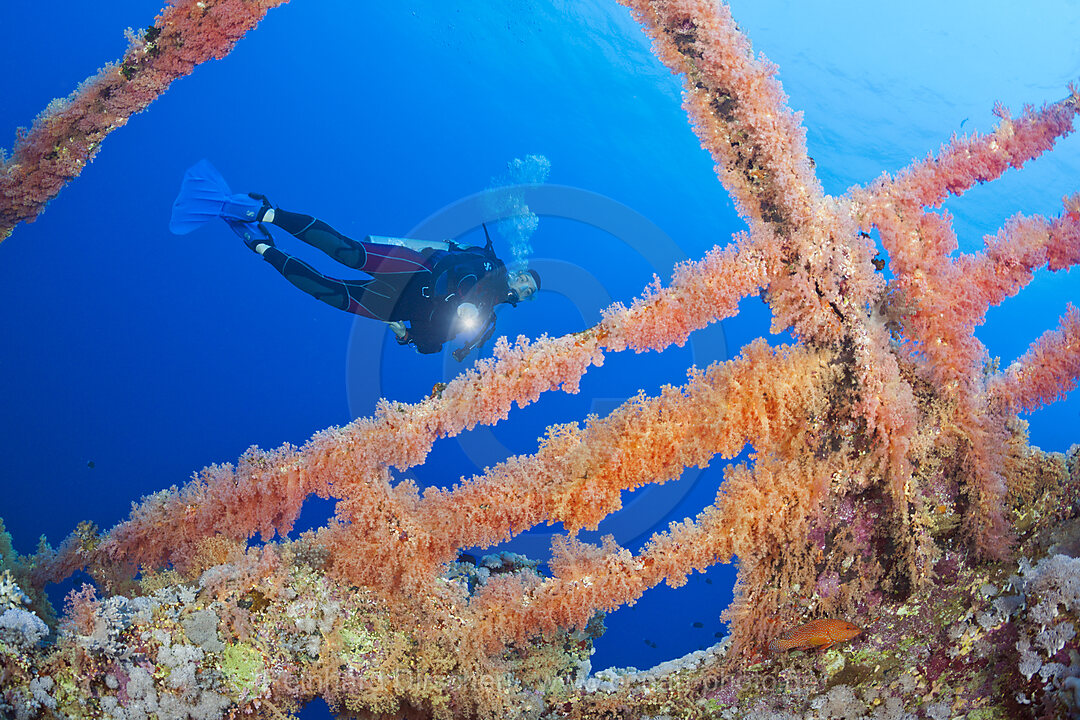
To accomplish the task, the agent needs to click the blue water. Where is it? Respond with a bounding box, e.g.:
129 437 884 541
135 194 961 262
1 2 1077 716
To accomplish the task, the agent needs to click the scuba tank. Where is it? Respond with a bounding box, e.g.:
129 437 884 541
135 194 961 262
365 235 452 253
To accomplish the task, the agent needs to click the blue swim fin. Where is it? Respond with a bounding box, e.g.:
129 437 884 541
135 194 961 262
169 159 264 234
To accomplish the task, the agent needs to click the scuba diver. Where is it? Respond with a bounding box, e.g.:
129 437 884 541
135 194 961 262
169 160 540 359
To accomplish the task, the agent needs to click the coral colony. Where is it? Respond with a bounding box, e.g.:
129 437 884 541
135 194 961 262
2 0 1079 718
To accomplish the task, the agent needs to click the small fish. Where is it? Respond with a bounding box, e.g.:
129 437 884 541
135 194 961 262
768 618 863 652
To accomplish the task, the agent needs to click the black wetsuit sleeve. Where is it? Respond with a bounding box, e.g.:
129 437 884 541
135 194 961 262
407 295 463 354
407 318 446 354
411 335 444 354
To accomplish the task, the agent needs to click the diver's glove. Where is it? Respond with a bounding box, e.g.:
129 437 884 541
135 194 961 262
451 310 496 362
388 321 410 346
456 303 480 331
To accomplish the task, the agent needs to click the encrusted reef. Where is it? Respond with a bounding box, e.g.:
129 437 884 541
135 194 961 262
1 443 1078 719
0 538 597 719
532 443 1080 720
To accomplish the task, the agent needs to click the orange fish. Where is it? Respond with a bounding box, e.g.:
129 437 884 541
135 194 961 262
768 618 863 652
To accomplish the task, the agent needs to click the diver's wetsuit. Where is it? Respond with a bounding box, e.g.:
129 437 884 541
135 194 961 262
260 209 511 353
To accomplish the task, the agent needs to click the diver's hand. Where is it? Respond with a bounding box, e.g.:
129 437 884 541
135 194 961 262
388 321 409 344
456 303 480 330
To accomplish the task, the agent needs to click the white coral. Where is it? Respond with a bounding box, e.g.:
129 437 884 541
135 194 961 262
0 569 30 610
1024 554 1080 624
1035 621 1076 656
0 607 48 647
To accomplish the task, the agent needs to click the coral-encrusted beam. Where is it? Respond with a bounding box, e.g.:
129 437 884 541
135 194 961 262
33 242 768 588
615 0 821 234
992 304 1080 413
856 95 1079 214
0 0 290 241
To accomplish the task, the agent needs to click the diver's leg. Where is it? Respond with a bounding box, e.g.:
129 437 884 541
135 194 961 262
264 209 365 267
261 246 374 318
340 277 407 320
264 208 430 275
260 247 409 320
354 241 432 276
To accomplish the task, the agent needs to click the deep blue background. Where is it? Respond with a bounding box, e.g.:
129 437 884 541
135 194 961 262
1 2 1077 716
